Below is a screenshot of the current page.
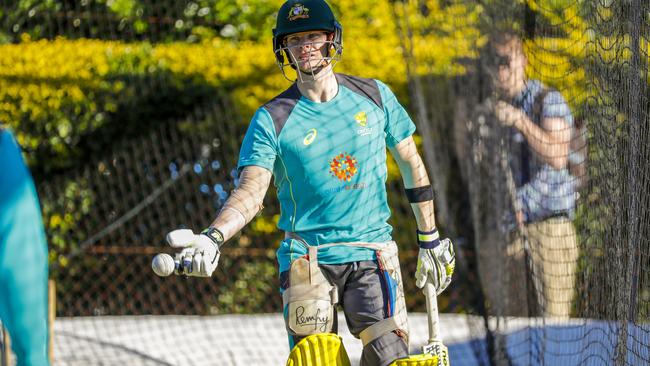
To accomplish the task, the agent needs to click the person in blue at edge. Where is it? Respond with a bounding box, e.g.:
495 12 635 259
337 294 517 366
0 126 51 366
161 1 455 365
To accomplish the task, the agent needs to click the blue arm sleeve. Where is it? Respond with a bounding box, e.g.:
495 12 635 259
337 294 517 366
377 80 417 147
237 108 278 173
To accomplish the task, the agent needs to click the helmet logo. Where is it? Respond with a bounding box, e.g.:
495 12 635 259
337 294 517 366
288 4 310 21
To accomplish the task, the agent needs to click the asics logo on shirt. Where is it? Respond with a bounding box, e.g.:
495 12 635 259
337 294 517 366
303 128 317 145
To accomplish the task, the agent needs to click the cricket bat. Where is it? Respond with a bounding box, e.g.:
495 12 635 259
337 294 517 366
391 280 449 366
422 281 441 353
422 281 450 365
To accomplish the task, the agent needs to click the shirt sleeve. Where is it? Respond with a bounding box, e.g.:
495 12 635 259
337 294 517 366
377 80 417 147
237 108 278 173
543 90 574 127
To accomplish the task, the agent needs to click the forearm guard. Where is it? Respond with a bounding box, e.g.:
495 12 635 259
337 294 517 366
214 166 270 238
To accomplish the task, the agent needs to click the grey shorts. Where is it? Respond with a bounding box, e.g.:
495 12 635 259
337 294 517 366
280 260 408 366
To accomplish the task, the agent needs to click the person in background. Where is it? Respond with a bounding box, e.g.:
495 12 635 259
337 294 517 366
488 32 579 318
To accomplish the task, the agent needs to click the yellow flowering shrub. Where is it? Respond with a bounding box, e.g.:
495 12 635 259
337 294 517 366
524 1 589 110
393 0 485 77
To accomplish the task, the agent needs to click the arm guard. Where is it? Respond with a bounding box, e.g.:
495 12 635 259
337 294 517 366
210 166 272 241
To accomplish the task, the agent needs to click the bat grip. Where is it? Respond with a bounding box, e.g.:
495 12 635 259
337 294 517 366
424 281 441 343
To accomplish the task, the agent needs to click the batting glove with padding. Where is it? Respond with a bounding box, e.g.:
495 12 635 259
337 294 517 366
414 229 455 294
166 228 223 277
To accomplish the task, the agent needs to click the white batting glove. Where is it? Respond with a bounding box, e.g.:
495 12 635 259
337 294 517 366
166 228 223 277
415 229 455 294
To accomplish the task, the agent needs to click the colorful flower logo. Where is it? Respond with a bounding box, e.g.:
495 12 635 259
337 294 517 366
330 153 358 182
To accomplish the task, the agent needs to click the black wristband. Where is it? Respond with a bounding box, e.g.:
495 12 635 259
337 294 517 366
417 228 440 249
405 185 434 203
201 227 225 248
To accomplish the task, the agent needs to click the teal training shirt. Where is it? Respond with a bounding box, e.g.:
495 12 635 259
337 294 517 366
238 74 416 272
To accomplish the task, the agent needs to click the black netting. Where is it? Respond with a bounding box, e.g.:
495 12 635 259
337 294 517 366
1 1 649 365
398 0 649 365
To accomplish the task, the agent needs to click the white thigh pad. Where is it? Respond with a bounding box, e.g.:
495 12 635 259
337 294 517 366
283 247 337 336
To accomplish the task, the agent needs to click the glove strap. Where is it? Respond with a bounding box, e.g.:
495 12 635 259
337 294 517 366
201 227 225 248
417 228 440 249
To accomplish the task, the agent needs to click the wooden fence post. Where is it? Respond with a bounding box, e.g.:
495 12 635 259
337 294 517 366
49 279 56 365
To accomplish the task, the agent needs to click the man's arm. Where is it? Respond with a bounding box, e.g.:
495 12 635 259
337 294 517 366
495 101 571 169
388 136 436 231
209 165 273 241
163 165 272 277
389 135 455 296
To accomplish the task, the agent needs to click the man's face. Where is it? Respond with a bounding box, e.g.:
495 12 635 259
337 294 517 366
284 31 332 73
494 40 527 97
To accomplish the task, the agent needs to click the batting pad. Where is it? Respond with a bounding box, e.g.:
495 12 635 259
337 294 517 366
390 353 438 365
286 333 350 366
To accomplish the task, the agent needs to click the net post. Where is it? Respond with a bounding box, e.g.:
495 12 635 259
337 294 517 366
49 279 56 365
1 326 9 366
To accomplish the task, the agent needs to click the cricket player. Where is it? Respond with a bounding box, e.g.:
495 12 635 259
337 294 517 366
164 1 455 364
0 127 50 366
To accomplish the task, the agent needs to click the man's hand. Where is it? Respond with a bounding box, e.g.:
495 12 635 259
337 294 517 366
415 238 455 294
166 228 223 277
495 100 525 128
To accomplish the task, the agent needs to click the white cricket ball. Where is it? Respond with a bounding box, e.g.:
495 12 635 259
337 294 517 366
152 253 175 277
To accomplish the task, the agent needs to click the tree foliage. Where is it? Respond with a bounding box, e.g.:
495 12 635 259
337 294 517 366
0 0 281 43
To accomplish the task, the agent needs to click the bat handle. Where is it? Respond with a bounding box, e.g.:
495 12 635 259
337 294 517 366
424 281 441 343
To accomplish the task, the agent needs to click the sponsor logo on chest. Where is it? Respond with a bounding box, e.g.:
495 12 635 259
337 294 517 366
354 111 374 136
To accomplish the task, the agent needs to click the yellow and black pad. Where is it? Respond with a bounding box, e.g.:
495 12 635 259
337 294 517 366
390 353 439 366
286 333 350 366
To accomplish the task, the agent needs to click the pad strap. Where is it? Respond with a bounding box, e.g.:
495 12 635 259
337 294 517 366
282 283 338 305
405 185 434 203
359 317 400 346
308 246 319 284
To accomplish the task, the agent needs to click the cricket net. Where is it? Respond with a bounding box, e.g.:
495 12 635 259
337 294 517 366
1 0 649 365
395 0 650 365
